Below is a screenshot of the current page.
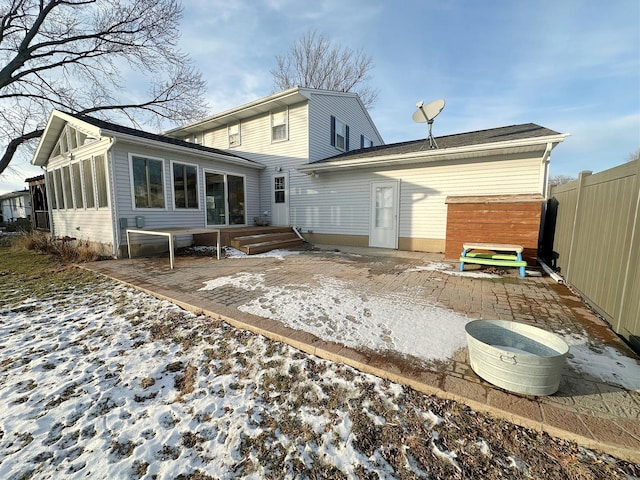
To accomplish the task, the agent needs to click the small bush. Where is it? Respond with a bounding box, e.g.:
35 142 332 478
10 231 101 263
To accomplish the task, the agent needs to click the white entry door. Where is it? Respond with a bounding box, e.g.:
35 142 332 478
369 180 399 248
272 172 289 226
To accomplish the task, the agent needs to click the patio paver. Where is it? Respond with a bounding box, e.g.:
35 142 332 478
83 245 640 464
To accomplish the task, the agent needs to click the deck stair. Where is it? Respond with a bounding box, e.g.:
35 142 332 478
229 227 305 255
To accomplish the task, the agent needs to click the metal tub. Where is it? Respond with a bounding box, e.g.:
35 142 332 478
465 319 569 396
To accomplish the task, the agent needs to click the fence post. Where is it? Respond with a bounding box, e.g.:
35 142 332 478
616 159 640 337
564 170 592 282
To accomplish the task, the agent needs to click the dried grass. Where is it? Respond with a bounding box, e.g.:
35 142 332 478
10 231 101 263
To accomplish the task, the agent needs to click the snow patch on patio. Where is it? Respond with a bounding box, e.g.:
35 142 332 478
223 246 301 260
562 333 640 391
200 272 470 363
406 262 501 279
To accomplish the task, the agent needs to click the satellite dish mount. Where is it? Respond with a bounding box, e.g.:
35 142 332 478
412 99 445 149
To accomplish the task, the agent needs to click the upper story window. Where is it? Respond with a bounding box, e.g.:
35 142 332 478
330 115 349 152
361 135 373 148
183 133 202 144
271 108 288 142
228 122 241 147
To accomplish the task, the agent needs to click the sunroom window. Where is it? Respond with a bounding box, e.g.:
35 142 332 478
173 162 199 209
131 155 165 208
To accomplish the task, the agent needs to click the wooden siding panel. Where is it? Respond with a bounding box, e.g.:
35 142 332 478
445 202 542 260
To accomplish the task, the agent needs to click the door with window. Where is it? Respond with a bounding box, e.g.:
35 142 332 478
205 171 246 226
272 172 289 226
369 180 399 248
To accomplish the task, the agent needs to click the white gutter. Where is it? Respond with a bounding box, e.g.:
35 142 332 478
106 137 119 258
540 142 553 198
42 166 55 238
298 133 569 173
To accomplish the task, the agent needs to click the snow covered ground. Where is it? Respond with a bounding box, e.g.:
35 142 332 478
1 247 639 479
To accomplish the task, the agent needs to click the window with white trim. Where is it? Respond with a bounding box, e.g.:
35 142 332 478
172 162 199 209
94 155 109 208
205 171 246 226
82 158 95 208
48 171 58 209
228 122 241 147
271 108 288 142
71 162 83 209
61 165 73 209
131 155 165 208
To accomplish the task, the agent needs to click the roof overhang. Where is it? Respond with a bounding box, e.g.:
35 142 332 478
32 110 102 167
297 133 569 174
100 129 264 170
164 87 312 136
32 110 264 170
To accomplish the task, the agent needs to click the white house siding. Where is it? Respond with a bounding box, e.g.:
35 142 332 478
45 139 114 249
200 102 310 225
110 139 261 253
293 153 545 248
196 93 383 225
0 192 30 222
307 92 384 162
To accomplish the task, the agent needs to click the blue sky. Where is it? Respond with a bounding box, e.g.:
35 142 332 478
2 0 638 193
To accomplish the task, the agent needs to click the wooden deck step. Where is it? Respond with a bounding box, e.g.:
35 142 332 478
228 228 305 254
231 231 298 248
241 237 305 255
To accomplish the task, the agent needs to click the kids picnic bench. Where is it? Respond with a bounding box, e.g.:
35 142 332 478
459 242 527 277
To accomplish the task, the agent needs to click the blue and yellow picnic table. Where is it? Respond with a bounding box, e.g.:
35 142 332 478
459 242 527 277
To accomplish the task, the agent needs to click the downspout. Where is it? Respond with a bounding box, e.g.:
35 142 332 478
105 137 119 258
42 166 55 238
540 142 553 198
538 142 553 259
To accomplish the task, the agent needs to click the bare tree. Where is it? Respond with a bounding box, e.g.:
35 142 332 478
627 147 640 163
549 174 576 186
0 0 208 176
271 29 379 108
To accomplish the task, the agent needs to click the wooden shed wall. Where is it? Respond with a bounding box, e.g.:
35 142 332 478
444 199 543 261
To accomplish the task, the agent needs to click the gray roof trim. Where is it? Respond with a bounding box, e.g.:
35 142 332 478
32 110 264 170
298 123 568 173
164 87 311 135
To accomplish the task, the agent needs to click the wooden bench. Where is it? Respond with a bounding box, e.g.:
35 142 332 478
459 242 527 277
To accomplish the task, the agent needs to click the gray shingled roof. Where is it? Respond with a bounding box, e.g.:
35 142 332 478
66 112 250 161
315 123 561 164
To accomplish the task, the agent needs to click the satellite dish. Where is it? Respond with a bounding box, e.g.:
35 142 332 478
412 99 445 148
